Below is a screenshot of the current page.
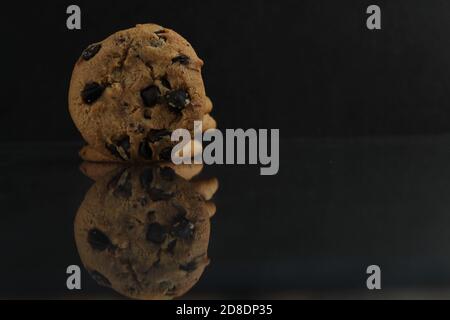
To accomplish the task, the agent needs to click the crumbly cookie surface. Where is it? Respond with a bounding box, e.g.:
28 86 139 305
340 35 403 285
69 24 214 162
74 165 218 299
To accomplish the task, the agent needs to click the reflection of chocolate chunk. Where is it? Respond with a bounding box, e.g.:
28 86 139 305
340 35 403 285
159 147 172 161
113 179 132 198
139 140 153 160
179 261 197 272
160 167 175 181
159 280 175 292
82 43 101 61
146 223 167 244
81 82 104 104
88 229 112 251
140 168 153 190
90 270 111 287
111 170 132 199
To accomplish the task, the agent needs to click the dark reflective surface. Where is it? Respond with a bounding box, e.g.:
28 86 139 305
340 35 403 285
2 137 450 299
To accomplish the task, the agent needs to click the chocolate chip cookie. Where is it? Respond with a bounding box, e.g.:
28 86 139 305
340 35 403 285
69 24 216 162
74 164 218 299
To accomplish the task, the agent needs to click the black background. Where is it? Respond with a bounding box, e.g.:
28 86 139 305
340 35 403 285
3 0 450 141
2 1 450 299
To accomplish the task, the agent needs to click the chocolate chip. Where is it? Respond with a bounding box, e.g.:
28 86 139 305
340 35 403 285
160 167 175 181
172 54 190 65
90 270 111 287
155 30 167 35
160 76 171 89
141 85 160 107
171 217 194 240
105 143 122 159
139 140 153 160
147 129 171 143
81 43 102 61
140 168 153 190
146 223 167 244
159 147 173 161
81 82 104 104
88 229 112 251
118 137 130 158
179 261 197 272
165 90 190 111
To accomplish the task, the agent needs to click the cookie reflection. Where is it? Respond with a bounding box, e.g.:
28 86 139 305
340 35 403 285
74 163 218 300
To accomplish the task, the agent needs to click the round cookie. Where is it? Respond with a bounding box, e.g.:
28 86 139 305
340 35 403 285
69 24 215 162
74 165 218 299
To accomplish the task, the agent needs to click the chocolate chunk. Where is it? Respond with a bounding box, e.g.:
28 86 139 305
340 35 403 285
159 147 173 161
155 30 167 35
165 90 190 111
147 129 171 143
141 85 161 107
82 43 102 61
106 136 130 160
139 140 153 160
160 76 171 89
81 82 104 104
88 229 112 251
118 137 130 158
171 217 194 240
180 261 197 272
146 223 167 244
90 270 111 287
160 167 175 181
140 168 153 190
172 54 190 65
105 143 121 159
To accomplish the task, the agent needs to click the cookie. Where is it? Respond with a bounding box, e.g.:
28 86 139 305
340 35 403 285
74 164 218 299
68 24 215 162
